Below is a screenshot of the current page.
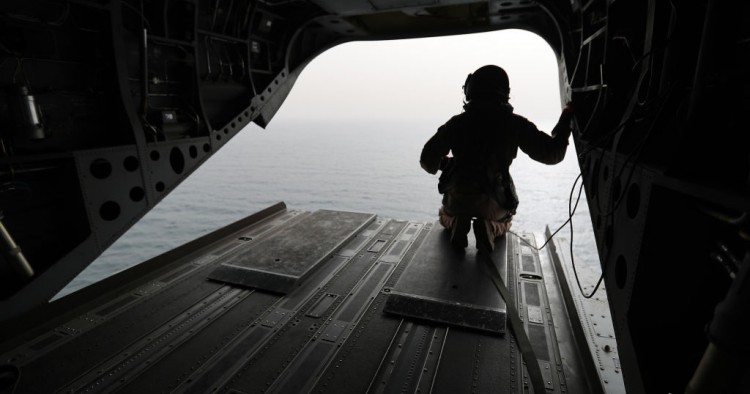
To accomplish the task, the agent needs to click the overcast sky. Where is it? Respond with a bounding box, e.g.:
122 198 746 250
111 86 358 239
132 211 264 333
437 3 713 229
273 29 562 125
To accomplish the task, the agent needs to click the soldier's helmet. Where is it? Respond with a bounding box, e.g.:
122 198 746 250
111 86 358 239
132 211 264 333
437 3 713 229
463 65 510 102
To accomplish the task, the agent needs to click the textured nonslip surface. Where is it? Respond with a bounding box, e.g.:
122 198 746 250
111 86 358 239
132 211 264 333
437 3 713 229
0 208 588 394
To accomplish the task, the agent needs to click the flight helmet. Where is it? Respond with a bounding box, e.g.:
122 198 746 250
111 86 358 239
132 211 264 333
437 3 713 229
463 65 510 102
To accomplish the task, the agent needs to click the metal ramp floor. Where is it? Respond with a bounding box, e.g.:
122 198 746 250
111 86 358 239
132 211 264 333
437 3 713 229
0 203 624 393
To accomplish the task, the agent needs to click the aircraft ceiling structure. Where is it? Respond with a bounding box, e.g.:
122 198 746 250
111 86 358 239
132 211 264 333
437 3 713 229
0 0 748 393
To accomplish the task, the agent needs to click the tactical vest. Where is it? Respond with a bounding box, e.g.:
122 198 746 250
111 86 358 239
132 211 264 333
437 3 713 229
438 110 519 213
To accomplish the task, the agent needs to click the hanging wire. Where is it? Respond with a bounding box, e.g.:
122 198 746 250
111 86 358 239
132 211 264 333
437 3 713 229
508 171 605 298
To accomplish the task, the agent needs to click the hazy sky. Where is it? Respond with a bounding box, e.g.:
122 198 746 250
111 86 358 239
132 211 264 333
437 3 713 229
273 29 562 125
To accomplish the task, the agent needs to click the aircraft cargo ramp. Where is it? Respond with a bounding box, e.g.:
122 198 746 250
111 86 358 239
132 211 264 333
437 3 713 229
0 203 624 394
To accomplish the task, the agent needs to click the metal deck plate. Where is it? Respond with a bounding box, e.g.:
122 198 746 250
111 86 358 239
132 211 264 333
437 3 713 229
0 207 597 394
209 210 374 293
384 224 508 334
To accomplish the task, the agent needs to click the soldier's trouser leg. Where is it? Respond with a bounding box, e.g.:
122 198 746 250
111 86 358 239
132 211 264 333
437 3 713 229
439 207 471 248
474 216 513 253
490 217 512 238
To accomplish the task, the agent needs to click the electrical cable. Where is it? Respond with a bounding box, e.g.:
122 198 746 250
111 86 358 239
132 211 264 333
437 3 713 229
509 173 583 251
598 81 683 225
567 4 586 90
574 86 670 160
507 171 605 298
561 85 680 298
240 2 255 37
0 363 21 394
580 65 606 138
221 0 236 35
1 2 69 27
575 0 678 182
121 1 151 31
565 171 599 298
579 77 680 223
578 3 680 222
502 4 678 298
521 0 680 299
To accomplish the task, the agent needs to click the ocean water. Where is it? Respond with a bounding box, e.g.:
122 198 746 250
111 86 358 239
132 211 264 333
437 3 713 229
57 118 599 298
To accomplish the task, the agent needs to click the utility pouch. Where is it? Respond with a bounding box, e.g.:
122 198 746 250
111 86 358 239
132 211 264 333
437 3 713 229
492 170 519 214
437 158 456 194
505 174 519 213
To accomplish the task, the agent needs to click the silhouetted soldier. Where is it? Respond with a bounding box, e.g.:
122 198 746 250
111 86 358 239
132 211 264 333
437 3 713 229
420 65 574 253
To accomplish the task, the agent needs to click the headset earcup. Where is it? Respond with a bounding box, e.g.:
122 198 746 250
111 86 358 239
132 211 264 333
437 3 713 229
463 73 472 98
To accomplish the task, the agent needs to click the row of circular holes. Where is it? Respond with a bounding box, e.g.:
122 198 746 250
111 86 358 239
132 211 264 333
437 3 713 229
588 157 641 223
215 75 285 141
90 143 211 180
96 77 285 221
586 157 641 291
217 110 250 141
94 143 213 222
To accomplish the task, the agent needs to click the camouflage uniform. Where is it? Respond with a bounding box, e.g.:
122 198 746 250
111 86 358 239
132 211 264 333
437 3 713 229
420 101 572 248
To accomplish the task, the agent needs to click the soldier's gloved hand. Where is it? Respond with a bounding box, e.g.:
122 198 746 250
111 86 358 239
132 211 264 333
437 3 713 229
560 102 574 122
439 156 453 171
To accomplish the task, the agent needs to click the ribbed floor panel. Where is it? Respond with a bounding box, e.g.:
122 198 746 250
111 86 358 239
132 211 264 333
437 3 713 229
0 205 609 394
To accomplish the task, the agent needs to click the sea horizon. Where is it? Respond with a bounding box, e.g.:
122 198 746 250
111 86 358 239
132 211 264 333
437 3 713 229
56 118 599 299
